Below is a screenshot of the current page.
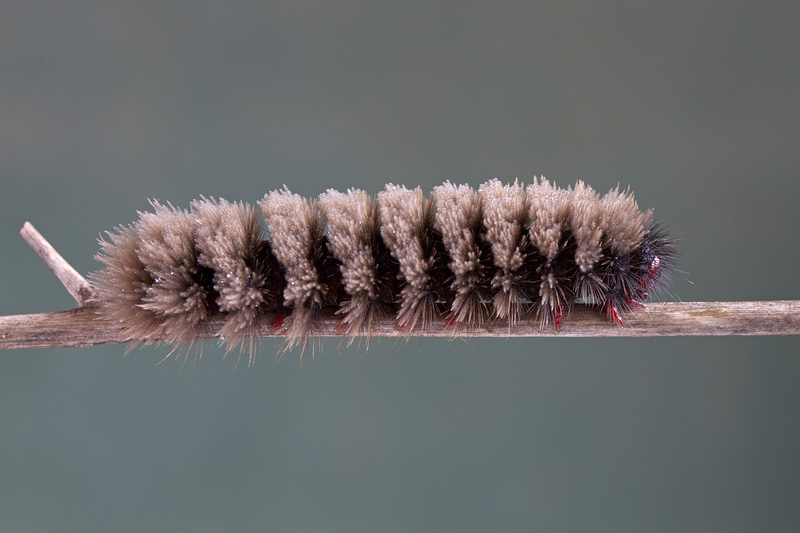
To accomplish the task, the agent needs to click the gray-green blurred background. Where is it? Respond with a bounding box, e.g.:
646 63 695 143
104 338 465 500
2 2 799 531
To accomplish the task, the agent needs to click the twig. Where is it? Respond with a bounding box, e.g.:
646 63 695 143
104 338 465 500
1 223 798 350
19 222 96 305
0 301 799 350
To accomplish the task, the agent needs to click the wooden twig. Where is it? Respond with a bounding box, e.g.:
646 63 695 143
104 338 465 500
1 301 799 350
1 223 798 350
19 222 96 305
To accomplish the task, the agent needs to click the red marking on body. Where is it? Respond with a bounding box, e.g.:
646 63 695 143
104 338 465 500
637 255 663 298
649 254 662 276
335 318 348 333
444 315 463 330
553 305 564 332
271 315 286 331
605 300 624 326
394 322 409 332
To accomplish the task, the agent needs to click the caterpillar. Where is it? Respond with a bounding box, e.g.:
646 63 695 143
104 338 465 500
92 178 676 358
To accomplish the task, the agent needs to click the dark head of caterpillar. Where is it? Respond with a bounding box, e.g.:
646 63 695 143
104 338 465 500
91 179 677 361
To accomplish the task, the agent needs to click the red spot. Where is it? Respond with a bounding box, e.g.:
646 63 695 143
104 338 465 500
637 255 662 296
271 315 286 331
553 305 564 332
335 318 349 333
394 322 409 332
636 254 664 299
605 300 624 326
444 315 463 330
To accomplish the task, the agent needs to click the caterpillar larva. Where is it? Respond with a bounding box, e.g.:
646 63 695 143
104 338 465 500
92 178 676 358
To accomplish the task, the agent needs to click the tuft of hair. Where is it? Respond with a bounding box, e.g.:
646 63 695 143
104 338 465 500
595 187 653 314
378 184 445 335
527 178 572 328
192 198 279 364
319 189 395 347
479 178 531 328
93 202 213 354
432 181 490 330
570 181 605 303
259 187 337 359
600 186 653 257
635 223 677 300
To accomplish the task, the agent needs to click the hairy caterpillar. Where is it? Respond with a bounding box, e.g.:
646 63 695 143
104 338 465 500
92 178 676 358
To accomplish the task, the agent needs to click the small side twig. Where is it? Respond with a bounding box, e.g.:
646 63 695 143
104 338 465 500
19 222 96 305
0 222 798 351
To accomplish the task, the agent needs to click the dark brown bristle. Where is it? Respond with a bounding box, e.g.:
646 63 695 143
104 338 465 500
92 178 677 359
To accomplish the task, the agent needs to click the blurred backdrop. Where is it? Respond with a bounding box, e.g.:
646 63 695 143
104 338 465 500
2 1 799 531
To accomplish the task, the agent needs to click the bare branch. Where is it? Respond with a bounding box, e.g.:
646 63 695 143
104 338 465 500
3 222 798 351
19 222 96 305
1 301 798 350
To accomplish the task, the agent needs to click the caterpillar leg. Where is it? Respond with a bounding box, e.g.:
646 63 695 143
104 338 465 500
604 299 625 326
